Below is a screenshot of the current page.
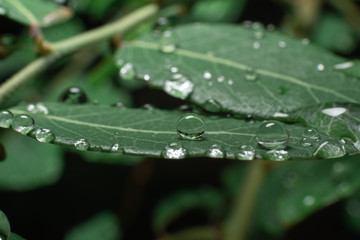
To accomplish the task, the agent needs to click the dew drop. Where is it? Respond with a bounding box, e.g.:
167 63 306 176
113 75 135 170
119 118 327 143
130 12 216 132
161 143 187 159
0 210 10 240
217 76 225 83
142 104 155 110
142 74 151 81
119 63 136 81
0 7 7 15
26 103 49 114
0 110 14 128
333 61 353 70
35 128 55 143
266 24 276 31
321 107 347 117
302 38 310 45
314 140 346 159
203 99 222 112
110 143 123 153
227 80 233 85
300 137 318 147
243 20 252 28
317 64 325 71
302 129 320 140
164 73 194 100
235 145 255 160
278 40 287 48
262 149 289 161
252 30 265 40
256 121 289 150
170 66 179 73
206 144 225 158
303 195 315 206
203 71 212 79
60 87 88 104
160 30 177 53
253 41 261 49
74 139 90 151
11 114 35 134
153 17 171 35
111 102 126 108
245 67 257 81
176 113 205 140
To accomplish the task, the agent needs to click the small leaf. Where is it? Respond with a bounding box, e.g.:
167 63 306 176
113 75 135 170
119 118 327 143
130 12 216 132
0 131 64 191
115 23 360 118
64 211 121 240
4 102 355 161
0 0 72 27
152 187 225 231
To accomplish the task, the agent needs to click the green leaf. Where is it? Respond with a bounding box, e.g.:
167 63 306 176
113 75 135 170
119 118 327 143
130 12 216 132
64 211 121 240
115 23 360 118
223 155 360 235
8 233 26 240
344 191 360 233
152 187 225 231
5 102 355 160
0 131 64 191
0 210 10 239
0 0 72 27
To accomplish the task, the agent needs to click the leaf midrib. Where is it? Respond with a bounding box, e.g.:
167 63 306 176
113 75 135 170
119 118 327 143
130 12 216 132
7 0 38 24
127 40 355 102
11 110 256 137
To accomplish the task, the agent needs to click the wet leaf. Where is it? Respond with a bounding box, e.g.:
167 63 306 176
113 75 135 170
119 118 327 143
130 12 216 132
3 102 358 161
115 23 360 118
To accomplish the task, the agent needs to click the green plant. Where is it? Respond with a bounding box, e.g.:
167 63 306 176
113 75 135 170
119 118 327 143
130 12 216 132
1 0 360 239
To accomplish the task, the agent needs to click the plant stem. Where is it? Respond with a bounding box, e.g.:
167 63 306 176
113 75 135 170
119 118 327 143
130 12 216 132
0 4 159 105
224 160 268 240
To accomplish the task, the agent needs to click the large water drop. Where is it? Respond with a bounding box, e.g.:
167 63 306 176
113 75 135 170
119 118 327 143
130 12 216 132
161 143 188 159
256 121 289 150
176 113 205 140
235 145 255 160
164 73 194 100
60 87 88 104
11 114 35 134
35 128 55 143
0 110 13 128
206 144 225 158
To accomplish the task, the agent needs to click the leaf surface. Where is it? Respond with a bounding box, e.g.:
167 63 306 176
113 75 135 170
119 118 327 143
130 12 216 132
0 0 72 27
115 23 360 118
4 102 357 161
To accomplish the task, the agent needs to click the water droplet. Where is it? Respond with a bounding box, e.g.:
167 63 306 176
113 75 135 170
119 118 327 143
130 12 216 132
303 195 315 206
26 103 49 114
164 73 194 100
317 64 325 71
333 61 353 70
203 99 222 112
227 80 233 85
143 74 150 81
170 66 179 73
206 144 225 158
176 113 205 140
256 121 289 150
263 150 289 161
253 41 261 49
243 20 252 28
278 40 287 48
266 24 276 31
302 38 310 45
142 104 155 110
74 139 90 151
0 7 7 15
253 30 265 40
160 30 177 53
11 114 35 134
35 128 55 143
111 102 126 108
203 71 212 79
302 129 320 140
300 137 318 147
314 140 346 159
273 112 289 118
119 63 136 81
0 210 10 240
0 110 14 128
110 143 123 153
245 67 257 81
235 145 255 160
161 143 187 159
153 17 171 35
217 76 225 83
321 107 347 117
251 22 264 30
60 87 88 104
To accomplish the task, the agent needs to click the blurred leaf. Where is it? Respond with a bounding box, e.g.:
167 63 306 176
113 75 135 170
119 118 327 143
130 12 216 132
344 191 360 233
0 210 10 240
0 49 36 80
115 23 360 118
43 18 84 42
223 155 360 236
311 12 358 54
0 0 73 27
69 0 120 21
5 102 354 160
191 0 247 23
8 233 26 240
0 131 64 191
152 187 225 231
64 211 121 240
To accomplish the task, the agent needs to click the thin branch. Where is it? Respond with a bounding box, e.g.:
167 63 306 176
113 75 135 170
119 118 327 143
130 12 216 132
0 4 159 104
224 160 268 240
